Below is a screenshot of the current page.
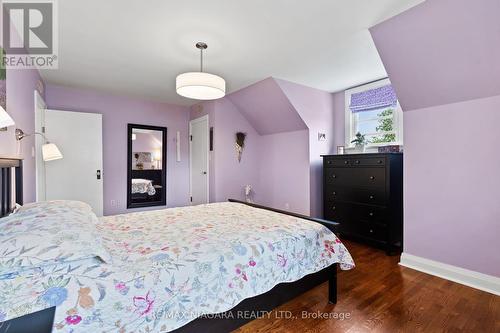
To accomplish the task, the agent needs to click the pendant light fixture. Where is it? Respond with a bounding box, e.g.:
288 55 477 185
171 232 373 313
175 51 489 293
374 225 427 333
176 42 226 100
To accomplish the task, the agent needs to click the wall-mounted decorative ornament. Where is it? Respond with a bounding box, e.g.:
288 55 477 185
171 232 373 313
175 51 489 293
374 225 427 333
235 132 246 162
245 184 253 203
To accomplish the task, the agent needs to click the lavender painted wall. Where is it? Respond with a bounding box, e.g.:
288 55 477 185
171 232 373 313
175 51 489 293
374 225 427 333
258 130 310 214
371 0 500 111
190 82 315 214
193 98 262 203
45 84 190 215
404 96 500 277
275 79 336 218
0 67 44 203
371 0 500 276
227 78 307 135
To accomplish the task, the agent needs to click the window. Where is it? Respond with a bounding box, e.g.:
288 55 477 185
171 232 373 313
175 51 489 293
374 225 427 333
345 79 403 147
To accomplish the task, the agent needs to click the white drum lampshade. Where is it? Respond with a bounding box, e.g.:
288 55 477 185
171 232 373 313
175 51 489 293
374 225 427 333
176 72 225 100
42 143 63 161
0 106 15 128
176 42 226 100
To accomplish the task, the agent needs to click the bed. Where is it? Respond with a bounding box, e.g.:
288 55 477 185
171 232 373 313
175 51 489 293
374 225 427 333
0 158 354 333
132 178 156 195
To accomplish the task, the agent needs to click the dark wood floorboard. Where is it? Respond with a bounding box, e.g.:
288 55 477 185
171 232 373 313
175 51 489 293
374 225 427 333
234 240 500 333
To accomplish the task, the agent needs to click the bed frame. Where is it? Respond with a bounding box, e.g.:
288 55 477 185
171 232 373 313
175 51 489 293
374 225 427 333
0 157 23 218
0 164 341 333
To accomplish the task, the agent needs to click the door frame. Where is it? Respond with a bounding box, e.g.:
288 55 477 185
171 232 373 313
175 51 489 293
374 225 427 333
189 115 209 204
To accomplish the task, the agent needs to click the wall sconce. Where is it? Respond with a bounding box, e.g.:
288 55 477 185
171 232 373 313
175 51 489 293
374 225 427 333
15 128 63 161
0 105 15 130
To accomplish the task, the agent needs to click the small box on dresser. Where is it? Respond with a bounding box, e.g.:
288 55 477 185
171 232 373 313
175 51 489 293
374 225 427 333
322 153 403 255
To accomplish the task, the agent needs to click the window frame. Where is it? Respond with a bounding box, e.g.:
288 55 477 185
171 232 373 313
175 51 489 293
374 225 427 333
344 78 403 148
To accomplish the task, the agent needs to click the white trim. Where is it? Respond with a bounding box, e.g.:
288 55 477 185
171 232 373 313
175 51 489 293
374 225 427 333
189 115 210 205
400 253 500 296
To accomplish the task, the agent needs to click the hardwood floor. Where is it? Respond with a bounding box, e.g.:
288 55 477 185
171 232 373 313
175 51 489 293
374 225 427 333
234 240 500 333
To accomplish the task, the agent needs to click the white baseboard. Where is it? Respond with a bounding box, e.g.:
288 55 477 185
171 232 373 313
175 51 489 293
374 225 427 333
399 253 500 296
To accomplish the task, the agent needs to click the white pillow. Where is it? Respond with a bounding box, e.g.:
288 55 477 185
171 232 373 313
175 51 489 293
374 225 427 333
0 200 112 276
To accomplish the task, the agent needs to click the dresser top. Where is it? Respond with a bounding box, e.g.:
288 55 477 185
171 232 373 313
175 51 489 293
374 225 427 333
321 152 403 157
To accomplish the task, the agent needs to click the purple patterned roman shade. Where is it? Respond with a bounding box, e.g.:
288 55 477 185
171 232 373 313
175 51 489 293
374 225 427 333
349 84 398 113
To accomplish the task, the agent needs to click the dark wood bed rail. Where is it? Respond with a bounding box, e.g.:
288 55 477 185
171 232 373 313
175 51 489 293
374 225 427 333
228 199 340 232
0 157 23 218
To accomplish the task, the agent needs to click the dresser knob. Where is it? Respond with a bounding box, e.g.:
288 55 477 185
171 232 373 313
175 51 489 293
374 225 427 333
332 206 336 211
332 191 337 196
355 160 360 164
344 160 349 164
332 174 337 179
369 195 374 199
369 212 374 217
377 160 383 164
369 229 374 233
327 161 332 164
369 176 375 180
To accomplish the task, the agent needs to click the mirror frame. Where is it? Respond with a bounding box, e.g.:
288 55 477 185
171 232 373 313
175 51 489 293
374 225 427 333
127 123 167 209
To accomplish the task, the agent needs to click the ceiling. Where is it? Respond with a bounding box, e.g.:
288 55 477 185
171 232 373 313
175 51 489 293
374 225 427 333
40 0 425 106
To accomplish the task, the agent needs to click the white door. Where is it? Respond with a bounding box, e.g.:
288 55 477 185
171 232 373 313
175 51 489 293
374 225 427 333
189 115 209 205
44 110 104 216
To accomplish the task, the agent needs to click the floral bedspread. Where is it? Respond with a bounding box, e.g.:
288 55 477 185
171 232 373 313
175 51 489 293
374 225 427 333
0 201 354 332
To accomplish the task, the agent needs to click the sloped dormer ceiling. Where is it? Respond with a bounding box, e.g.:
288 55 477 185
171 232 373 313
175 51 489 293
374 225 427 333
370 0 500 111
227 78 307 135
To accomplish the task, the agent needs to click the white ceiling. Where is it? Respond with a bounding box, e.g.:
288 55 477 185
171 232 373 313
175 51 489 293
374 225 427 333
40 0 425 106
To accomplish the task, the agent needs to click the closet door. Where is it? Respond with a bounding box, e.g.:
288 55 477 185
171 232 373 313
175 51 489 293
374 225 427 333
45 110 104 216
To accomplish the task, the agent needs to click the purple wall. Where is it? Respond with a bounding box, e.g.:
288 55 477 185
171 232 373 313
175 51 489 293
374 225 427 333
404 96 500 277
259 130 310 214
371 0 500 276
0 67 44 203
45 84 190 215
190 78 337 217
371 0 500 111
211 98 262 203
227 78 307 135
275 79 336 218
190 98 262 204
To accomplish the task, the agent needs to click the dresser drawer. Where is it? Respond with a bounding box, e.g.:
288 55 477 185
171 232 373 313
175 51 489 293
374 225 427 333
349 157 386 167
355 204 388 224
324 157 351 168
323 202 353 223
352 222 387 241
324 167 386 188
325 186 387 206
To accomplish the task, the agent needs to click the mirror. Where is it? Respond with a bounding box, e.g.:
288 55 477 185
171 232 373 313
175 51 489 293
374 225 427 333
127 124 167 208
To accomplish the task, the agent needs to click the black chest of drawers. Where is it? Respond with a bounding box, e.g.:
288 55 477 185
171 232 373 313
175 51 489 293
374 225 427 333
322 153 403 254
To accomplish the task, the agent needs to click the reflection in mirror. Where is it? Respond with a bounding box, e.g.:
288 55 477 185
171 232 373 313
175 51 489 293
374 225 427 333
127 124 167 208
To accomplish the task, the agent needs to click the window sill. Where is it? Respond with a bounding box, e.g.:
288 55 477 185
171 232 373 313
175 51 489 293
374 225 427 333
344 143 403 154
